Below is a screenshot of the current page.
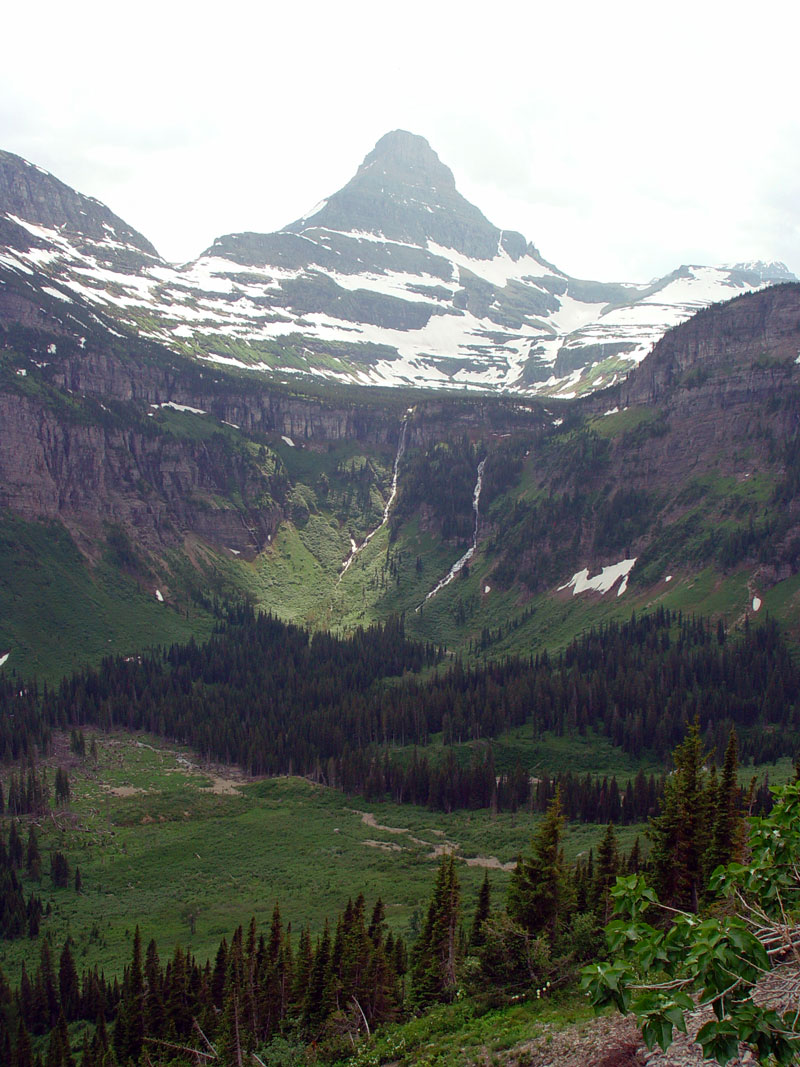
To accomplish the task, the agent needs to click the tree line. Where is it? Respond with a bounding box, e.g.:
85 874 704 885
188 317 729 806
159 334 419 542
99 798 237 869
333 745 666 822
1 608 797 803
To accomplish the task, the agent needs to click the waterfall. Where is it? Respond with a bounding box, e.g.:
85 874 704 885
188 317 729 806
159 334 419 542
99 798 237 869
338 416 410 580
418 455 486 609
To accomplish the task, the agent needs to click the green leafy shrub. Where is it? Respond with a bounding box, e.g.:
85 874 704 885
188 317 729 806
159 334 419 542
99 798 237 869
582 781 800 1065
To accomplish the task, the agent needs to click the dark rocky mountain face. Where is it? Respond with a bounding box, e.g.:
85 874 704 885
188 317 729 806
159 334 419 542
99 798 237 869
619 282 800 408
1 136 794 396
1 275 800 679
290 130 526 260
0 149 158 263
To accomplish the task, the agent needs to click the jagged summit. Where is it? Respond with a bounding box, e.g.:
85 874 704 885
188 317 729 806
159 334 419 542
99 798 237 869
282 130 525 261
0 136 796 397
728 260 796 283
360 130 456 188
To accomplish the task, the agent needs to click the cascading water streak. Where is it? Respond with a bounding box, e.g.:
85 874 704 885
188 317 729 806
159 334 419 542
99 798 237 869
418 455 486 609
338 416 410 580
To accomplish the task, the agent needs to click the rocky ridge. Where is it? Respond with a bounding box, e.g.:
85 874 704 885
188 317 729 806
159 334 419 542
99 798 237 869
0 134 794 397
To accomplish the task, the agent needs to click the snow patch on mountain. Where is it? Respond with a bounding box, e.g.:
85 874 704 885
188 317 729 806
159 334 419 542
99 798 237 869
151 402 208 415
426 241 560 288
1 138 795 398
559 558 637 597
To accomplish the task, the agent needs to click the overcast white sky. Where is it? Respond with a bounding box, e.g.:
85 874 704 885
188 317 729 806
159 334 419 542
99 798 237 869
3 0 798 281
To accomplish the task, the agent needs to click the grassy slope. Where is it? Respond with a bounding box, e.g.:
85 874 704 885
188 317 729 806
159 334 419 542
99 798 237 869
0 516 213 682
330 988 598 1067
3 493 781 686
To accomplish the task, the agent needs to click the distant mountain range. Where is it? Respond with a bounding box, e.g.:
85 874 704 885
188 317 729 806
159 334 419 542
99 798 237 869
0 133 794 396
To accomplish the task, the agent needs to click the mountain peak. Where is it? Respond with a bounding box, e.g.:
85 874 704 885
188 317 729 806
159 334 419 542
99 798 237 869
357 130 456 191
727 260 796 283
285 131 510 258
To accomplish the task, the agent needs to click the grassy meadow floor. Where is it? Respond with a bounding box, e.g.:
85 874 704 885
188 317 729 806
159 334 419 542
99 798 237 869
1 729 794 990
0 730 647 984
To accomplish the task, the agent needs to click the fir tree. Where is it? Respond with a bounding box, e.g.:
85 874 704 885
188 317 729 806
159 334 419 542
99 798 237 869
410 853 461 1008
50 851 70 889
507 790 570 941
25 827 41 882
143 938 164 1043
8 822 23 869
649 720 713 911
58 942 80 1021
706 728 744 881
14 1018 33 1067
592 823 619 924
469 871 491 949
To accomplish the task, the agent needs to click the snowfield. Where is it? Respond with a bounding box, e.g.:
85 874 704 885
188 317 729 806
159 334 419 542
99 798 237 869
559 558 637 597
1 201 787 397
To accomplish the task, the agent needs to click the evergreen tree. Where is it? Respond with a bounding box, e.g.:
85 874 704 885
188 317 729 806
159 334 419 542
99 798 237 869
25 827 41 882
14 1018 33 1067
627 836 642 874
143 938 164 1043
410 853 461 1008
55 1011 74 1067
54 768 70 807
304 920 333 1029
210 937 228 1009
8 822 23 869
591 823 619 924
469 871 491 949
507 790 570 941
50 852 70 889
649 721 713 911
58 942 80 1022
706 728 744 881
113 927 144 1062
38 939 60 1032
292 927 313 1012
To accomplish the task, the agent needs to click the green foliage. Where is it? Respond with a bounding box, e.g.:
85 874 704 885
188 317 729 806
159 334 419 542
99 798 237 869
648 721 711 911
582 781 800 1065
507 792 571 941
393 437 482 543
410 854 461 1009
470 911 551 1000
49 851 70 889
0 515 212 682
648 723 744 911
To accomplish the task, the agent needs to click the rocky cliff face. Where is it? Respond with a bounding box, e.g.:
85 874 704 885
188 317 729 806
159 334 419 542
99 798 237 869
587 285 800 504
0 296 291 560
478 284 800 598
0 149 159 265
0 390 283 556
1 289 554 565
619 283 800 408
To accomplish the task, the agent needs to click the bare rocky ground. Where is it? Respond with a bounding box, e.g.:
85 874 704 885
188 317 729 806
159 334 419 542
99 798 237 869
500 964 799 1067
